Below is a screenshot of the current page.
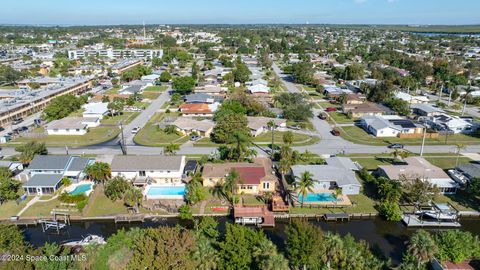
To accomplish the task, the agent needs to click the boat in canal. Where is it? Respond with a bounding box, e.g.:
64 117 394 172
62 234 106 246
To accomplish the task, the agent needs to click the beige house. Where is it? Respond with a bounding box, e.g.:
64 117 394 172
172 118 214 137
342 102 389 118
247 117 287 137
201 158 277 195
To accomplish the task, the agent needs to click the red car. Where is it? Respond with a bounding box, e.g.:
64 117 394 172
326 107 337 112
331 129 340 136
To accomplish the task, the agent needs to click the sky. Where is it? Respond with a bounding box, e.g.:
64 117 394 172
1 0 479 26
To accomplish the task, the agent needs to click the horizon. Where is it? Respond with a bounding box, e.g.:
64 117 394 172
2 0 480 26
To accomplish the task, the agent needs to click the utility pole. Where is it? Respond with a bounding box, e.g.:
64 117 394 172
420 126 427 157
119 123 127 155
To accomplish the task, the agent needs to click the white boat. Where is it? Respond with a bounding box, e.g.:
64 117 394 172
63 235 106 246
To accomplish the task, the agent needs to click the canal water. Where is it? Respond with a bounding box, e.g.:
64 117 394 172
21 217 480 265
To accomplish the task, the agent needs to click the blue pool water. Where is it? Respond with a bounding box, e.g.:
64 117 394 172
70 184 93 196
146 186 186 197
298 192 337 203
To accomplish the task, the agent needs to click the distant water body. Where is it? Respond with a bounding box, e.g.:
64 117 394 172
413 32 480 37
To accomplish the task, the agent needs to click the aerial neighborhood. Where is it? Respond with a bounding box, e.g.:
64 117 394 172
0 16 479 270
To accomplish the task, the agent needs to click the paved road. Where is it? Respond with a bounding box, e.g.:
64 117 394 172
119 89 171 145
425 92 480 118
272 62 300 93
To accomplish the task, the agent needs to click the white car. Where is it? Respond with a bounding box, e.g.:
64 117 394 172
131 127 140 134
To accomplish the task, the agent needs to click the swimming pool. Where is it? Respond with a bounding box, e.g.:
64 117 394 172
145 185 186 199
70 183 94 196
298 192 337 203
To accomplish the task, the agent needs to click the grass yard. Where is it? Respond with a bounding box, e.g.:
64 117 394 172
339 125 480 146
21 198 80 218
0 197 33 219
105 85 121 94
102 112 140 125
253 131 313 144
289 194 377 215
84 192 129 217
12 125 120 147
328 112 355 124
134 112 189 146
434 190 480 212
351 157 397 170
424 157 472 170
141 91 161 100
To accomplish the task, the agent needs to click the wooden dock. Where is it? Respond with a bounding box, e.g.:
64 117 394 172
402 214 461 228
114 214 145 223
234 206 275 227
324 213 350 222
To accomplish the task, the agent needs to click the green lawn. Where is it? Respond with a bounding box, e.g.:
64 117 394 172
253 131 314 144
351 157 397 170
142 91 161 100
339 125 480 146
105 85 121 94
102 112 140 125
328 112 355 124
434 190 480 212
289 194 377 215
21 198 80 218
0 197 33 219
84 192 128 217
424 157 472 170
12 125 120 147
134 112 189 146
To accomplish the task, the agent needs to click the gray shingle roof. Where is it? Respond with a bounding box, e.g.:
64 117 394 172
111 155 184 172
23 174 63 187
457 163 480 178
67 157 93 171
28 155 71 171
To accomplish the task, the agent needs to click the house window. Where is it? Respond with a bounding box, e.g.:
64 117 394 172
139 171 146 177
76 129 80 132
263 182 270 189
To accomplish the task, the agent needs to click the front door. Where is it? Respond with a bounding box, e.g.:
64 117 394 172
139 171 146 177
36 188 42 196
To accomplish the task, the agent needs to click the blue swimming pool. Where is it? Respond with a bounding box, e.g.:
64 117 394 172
145 185 186 199
298 192 337 203
70 183 93 196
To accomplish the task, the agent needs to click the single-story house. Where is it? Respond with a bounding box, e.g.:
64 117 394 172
82 102 109 119
290 157 361 196
23 155 94 195
172 118 214 137
194 85 227 96
179 103 219 117
427 113 474 134
185 93 222 104
395 92 429 104
361 115 424 138
119 85 143 95
202 158 277 195
248 84 270 94
247 117 287 137
110 155 186 185
46 117 100 135
0 160 24 175
377 157 459 194
342 102 392 118
411 103 444 117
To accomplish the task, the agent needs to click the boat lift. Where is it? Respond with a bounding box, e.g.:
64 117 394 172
38 212 71 234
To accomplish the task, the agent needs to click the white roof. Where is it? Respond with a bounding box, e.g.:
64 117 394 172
248 84 270 93
83 102 109 114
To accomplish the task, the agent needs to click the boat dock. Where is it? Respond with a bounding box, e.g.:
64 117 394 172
402 214 461 228
234 206 275 227
324 213 350 222
114 214 145 223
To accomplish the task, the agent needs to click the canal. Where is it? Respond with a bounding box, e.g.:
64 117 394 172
21 217 480 266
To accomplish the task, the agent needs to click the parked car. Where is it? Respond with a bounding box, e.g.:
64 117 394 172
331 129 341 136
131 127 140 134
20 126 29 131
12 118 23 125
288 125 301 130
190 135 200 141
318 113 327 120
388 143 404 149
325 107 337 112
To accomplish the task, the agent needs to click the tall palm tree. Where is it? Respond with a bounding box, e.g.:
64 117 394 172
85 162 111 185
295 171 317 208
455 143 466 167
227 131 252 162
282 131 294 146
390 149 410 162
123 187 143 213
224 169 243 206
252 238 289 270
193 237 218 270
462 86 474 116
408 230 437 269
267 120 276 158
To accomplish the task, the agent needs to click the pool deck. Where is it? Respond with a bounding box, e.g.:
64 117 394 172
298 190 352 207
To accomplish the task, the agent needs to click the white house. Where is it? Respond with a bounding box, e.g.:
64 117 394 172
247 117 287 137
46 117 100 136
82 102 109 119
248 84 270 94
361 115 424 137
395 91 429 104
377 157 459 194
427 113 474 134
290 157 361 196
111 155 186 185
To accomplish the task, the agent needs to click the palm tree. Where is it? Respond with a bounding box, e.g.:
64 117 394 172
462 86 474 116
455 143 466 167
252 238 289 270
267 120 276 158
323 233 345 270
390 149 410 161
193 237 218 270
85 162 111 185
123 187 143 213
227 131 252 162
295 171 317 208
282 131 294 146
164 143 180 156
408 230 438 269
224 169 243 206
